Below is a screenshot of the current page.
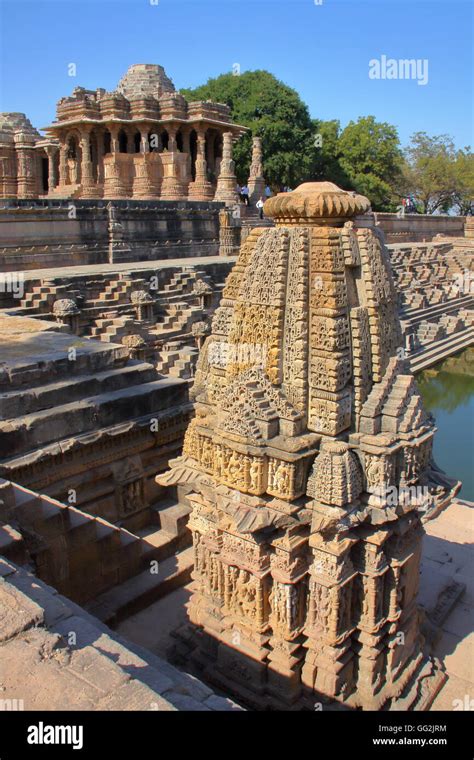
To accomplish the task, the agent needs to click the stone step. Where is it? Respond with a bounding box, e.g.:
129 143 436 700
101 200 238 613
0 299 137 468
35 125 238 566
0 377 187 458
410 328 474 372
401 294 473 324
0 522 28 565
154 500 191 537
0 361 156 419
85 546 194 626
0 332 130 392
136 522 192 565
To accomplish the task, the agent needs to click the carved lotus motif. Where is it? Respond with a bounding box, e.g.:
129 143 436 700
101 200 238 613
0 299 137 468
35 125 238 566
264 182 370 225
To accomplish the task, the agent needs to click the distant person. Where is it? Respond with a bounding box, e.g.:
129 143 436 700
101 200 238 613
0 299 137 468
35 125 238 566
241 185 250 206
256 197 265 220
236 184 242 200
265 185 272 198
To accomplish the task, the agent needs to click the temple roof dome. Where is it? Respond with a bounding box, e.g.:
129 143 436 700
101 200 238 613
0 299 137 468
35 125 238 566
116 64 175 99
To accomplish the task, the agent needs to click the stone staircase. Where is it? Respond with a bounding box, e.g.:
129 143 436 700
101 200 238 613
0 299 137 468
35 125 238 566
0 479 194 623
19 283 68 312
90 277 145 307
416 321 446 345
0 479 142 605
157 302 203 336
156 345 199 379
46 183 82 199
162 270 196 295
86 315 139 342
240 205 274 229
85 495 193 626
0 331 187 461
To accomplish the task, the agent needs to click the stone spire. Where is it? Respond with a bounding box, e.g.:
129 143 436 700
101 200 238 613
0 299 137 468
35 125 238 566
158 182 456 710
115 63 175 98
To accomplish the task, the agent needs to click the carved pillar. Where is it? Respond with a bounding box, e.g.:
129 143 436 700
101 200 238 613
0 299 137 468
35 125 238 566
188 128 214 201
45 145 58 194
103 127 127 199
0 141 18 198
58 142 68 188
168 128 177 153
14 133 37 199
79 130 95 198
96 131 105 189
140 129 150 154
111 127 120 155
219 207 240 256
160 126 185 200
214 131 239 204
248 136 266 205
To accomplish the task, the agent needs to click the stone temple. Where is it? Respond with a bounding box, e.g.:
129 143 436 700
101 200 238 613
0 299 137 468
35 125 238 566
0 63 246 202
0 62 471 710
158 182 458 710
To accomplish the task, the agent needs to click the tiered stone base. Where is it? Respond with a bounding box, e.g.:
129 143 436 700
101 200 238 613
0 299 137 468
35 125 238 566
169 619 446 712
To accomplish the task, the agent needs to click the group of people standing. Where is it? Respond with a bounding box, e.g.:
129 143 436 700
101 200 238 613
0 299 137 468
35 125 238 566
235 183 274 219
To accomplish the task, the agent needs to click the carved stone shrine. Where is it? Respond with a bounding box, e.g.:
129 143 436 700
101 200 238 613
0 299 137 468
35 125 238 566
158 182 456 710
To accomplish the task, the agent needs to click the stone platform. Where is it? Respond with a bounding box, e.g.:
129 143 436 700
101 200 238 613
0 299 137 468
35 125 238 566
0 557 243 711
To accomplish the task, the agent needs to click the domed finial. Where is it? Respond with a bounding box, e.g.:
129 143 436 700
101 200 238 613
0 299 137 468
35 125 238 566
264 182 370 226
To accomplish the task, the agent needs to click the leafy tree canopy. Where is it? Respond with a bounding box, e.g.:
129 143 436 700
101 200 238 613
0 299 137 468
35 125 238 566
402 133 473 215
181 70 314 187
181 71 471 214
336 116 404 210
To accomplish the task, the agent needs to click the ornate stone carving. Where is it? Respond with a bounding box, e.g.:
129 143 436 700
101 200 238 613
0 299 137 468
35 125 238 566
159 181 455 710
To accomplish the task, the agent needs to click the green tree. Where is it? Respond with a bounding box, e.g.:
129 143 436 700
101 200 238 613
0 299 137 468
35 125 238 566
337 116 404 210
309 119 350 187
181 70 315 187
452 147 474 216
402 132 459 214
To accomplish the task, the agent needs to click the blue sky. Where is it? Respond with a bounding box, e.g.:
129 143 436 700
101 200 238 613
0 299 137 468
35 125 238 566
0 0 472 149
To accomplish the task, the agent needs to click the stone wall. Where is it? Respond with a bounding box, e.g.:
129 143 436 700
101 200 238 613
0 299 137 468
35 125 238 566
364 212 467 243
0 199 224 271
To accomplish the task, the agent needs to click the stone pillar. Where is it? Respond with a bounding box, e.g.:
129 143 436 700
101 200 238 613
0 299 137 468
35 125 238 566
214 131 239 204
107 202 131 262
96 131 105 188
188 128 214 201
111 127 120 155
127 129 135 154
140 130 150 154
45 145 58 194
79 131 96 198
0 142 18 198
58 143 68 188
160 126 185 200
168 128 177 153
182 130 191 154
14 133 37 199
103 127 127 198
219 207 240 256
248 136 265 205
